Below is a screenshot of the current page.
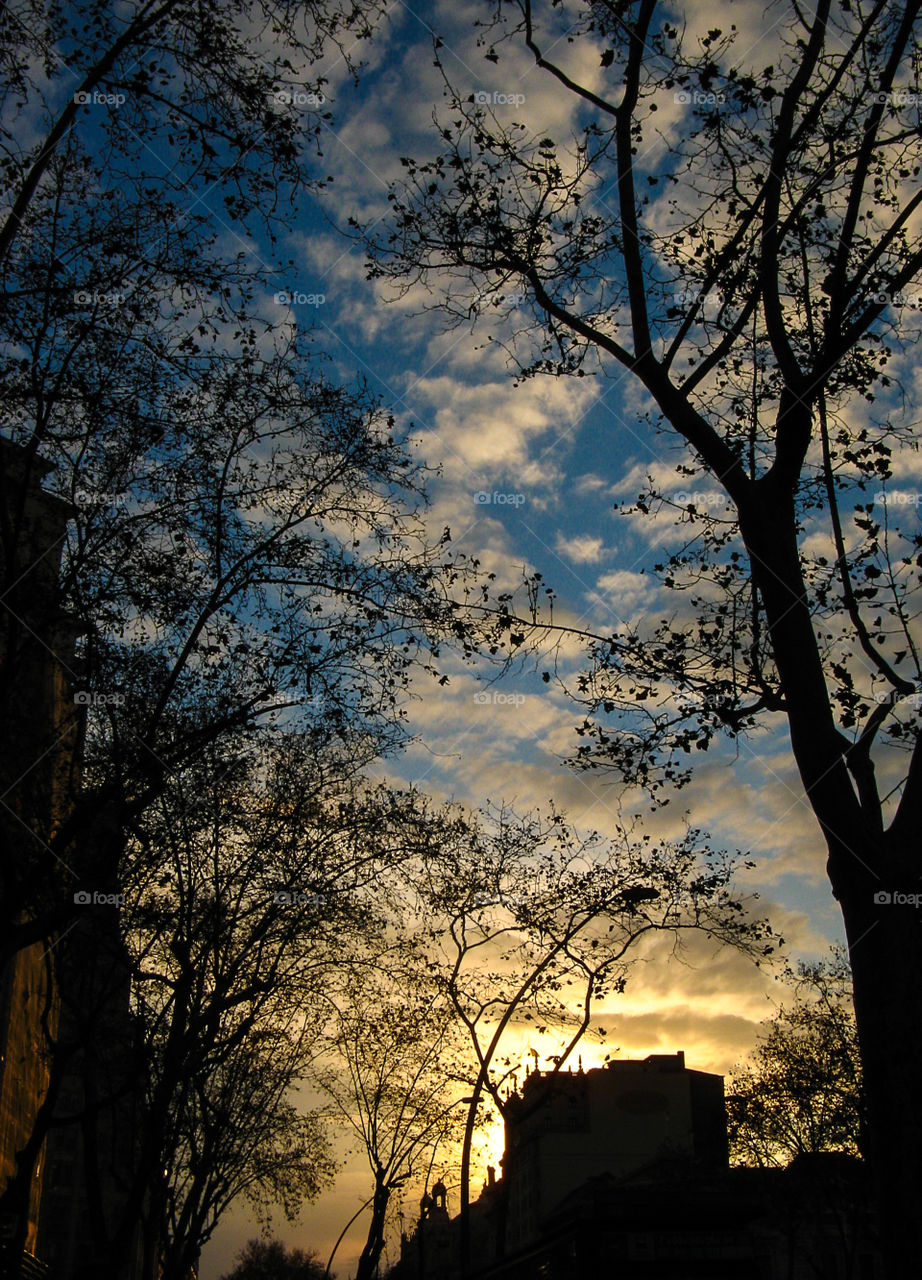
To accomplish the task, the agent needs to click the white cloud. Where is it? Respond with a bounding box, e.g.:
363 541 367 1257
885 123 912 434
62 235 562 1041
408 372 597 493
555 533 610 564
592 568 656 615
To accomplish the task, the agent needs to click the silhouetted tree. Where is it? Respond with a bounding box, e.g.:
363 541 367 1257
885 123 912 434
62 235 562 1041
362 3 922 1269
0 342 484 1268
0 0 440 972
0 1 494 1271
396 804 773 1276
219 1237 326 1280
727 949 865 1167
0 0 385 271
55 742 452 1278
314 975 470 1280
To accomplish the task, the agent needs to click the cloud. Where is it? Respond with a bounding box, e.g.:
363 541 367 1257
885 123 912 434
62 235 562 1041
591 568 656 616
408 372 597 493
555 533 610 564
571 472 613 497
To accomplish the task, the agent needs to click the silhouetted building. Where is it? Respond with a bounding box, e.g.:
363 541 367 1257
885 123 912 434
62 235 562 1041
34 934 149 1280
0 439 78 1275
0 439 150 1279
484 1153 879 1280
502 1051 726 1252
0 947 55 1272
391 1052 881 1280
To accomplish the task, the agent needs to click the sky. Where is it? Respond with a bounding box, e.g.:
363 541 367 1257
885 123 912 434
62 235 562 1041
10 0 917 1275
194 1 866 1275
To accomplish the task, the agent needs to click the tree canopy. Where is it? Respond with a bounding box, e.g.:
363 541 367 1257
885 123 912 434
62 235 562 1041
219 1237 327 1280
727 949 865 1167
359 2 922 1272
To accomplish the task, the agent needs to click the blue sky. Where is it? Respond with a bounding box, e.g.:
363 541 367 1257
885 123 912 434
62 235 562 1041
266 0 845 934
25 0 919 1273
195 2 869 1274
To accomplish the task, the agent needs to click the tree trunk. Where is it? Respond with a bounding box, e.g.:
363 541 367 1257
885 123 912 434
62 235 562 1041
739 480 921 1277
838 855 922 1277
355 1175 390 1280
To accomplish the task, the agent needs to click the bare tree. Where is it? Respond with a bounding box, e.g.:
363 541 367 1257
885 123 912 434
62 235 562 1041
28 738 448 1279
0 0 458 974
0 0 385 272
315 976 469 1280
361 2 922 1269
398 804 772 1276
0 3 496 1273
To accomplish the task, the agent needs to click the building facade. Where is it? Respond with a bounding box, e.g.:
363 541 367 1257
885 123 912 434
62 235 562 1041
502 1051 727 1253
0 439 149 1279
0 439 78 1273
